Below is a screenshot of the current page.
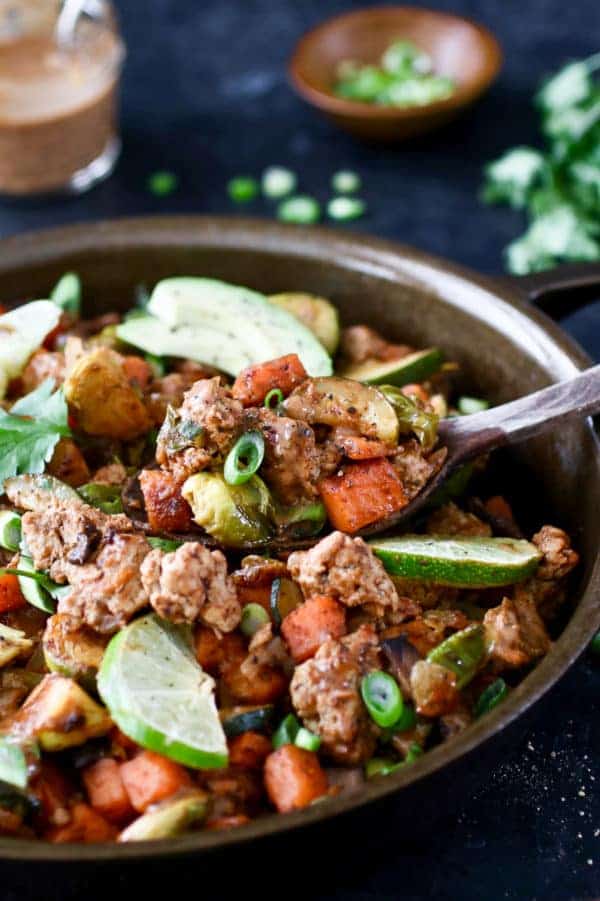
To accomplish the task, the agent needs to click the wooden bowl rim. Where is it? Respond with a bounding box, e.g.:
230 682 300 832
289 4 503 120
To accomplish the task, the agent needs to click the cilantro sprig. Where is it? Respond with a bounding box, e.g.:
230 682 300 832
482 52 600 274
0 380 71 484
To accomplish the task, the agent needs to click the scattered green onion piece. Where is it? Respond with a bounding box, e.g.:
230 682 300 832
277 195 321 225
331 170 361 194
0 511 22 552
264 388 284 410
146 537 184 553
51 272 81 316
474 678 509 718
457 396 490 415
224 431 265 486
272 713 300 749
294 727 321 752
148 171 178 197
361 671 404 728
227 176 259 203
326 197 366 222
240 603 270 638
591 631 600 657
391 703 417 733
262 166 297 199
145 353 166 378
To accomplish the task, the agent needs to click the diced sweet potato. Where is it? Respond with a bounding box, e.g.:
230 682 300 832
47 802 116 843
228 732 273 769
121 355 154 389
319 458 408 533
47 438 90 487
232 354 307 407
334 434 393 461
120 751 192 813
235 583 272 612
281 595 346 663
83 758 135 825
0 573 26 613
264 745 328 813
400 383 430 403
139 468 193 532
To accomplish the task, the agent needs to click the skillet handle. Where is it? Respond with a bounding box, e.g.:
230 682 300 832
501 263 600 320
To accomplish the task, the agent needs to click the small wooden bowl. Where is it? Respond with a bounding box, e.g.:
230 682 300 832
289 6 502 142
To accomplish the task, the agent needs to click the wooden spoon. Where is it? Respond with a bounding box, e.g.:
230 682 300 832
359 364 600 537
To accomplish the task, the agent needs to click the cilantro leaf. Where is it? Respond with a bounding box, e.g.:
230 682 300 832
0 379 71 484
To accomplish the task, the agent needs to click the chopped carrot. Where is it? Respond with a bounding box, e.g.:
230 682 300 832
121 355 154 389
139 468 193 533
30 762 73 829
205 814 251 831
82 758 135 825
120 751 192 813
228 732 273 769
232 354 307 407
47 438 90 487
401 383 430 403
0 573 26 614
47 803 116 843
334 433 393 461
264 745 328 813
281 595 346 663
319 458 408 533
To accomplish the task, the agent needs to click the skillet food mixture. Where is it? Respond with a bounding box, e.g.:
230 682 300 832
0 276 578 843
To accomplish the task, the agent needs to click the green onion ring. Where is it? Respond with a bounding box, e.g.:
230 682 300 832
224 430 265 485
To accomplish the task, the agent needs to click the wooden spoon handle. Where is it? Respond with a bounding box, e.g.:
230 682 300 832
439 364 600 460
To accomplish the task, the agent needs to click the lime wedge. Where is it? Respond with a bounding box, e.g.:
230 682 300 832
370 535 542 588
97 614 228 769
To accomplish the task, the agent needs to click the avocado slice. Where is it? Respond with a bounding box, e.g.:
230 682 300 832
269 292 340 354
116 277 333 377
13 674 112 751
119 790 208 842
341 348 443 387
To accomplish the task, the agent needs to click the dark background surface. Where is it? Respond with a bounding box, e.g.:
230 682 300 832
2 1 600 899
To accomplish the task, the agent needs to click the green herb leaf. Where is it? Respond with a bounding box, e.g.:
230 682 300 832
0 380 70 484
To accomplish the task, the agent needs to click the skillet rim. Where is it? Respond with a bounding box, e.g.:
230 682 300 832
0 215 598 863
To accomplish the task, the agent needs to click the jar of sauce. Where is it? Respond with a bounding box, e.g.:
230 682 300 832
0 0 125 195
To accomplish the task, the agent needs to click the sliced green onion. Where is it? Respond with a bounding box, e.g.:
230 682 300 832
240 603 270 638
224 431 265 486
0 511 22 552
277 195 321 225
592 631 600 656
227 176 259 203
148 171 178 197
272 713 300 749
361 671 404 728
404 741 423 764
51 272 81 316
331 170 361 194
457 396 490 415
326 197 366 221
264 388 284 410
145 353 166 378
77 483 123 515
365 757 401 778
262 166 297 199
474 678 508 717
391 702 417 733
295 727 321 752
146 537 184 553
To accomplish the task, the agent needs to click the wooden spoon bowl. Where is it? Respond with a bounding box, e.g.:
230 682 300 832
289 5 502 142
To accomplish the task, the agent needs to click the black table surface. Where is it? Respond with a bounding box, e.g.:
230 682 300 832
2 1 600 899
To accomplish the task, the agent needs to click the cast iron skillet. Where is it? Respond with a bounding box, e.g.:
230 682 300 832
1 216 599 867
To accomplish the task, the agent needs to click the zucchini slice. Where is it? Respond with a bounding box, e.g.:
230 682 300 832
341 348 443 387
221 705 275 738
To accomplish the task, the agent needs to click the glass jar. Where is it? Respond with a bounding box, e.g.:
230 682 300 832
0 0 125 195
